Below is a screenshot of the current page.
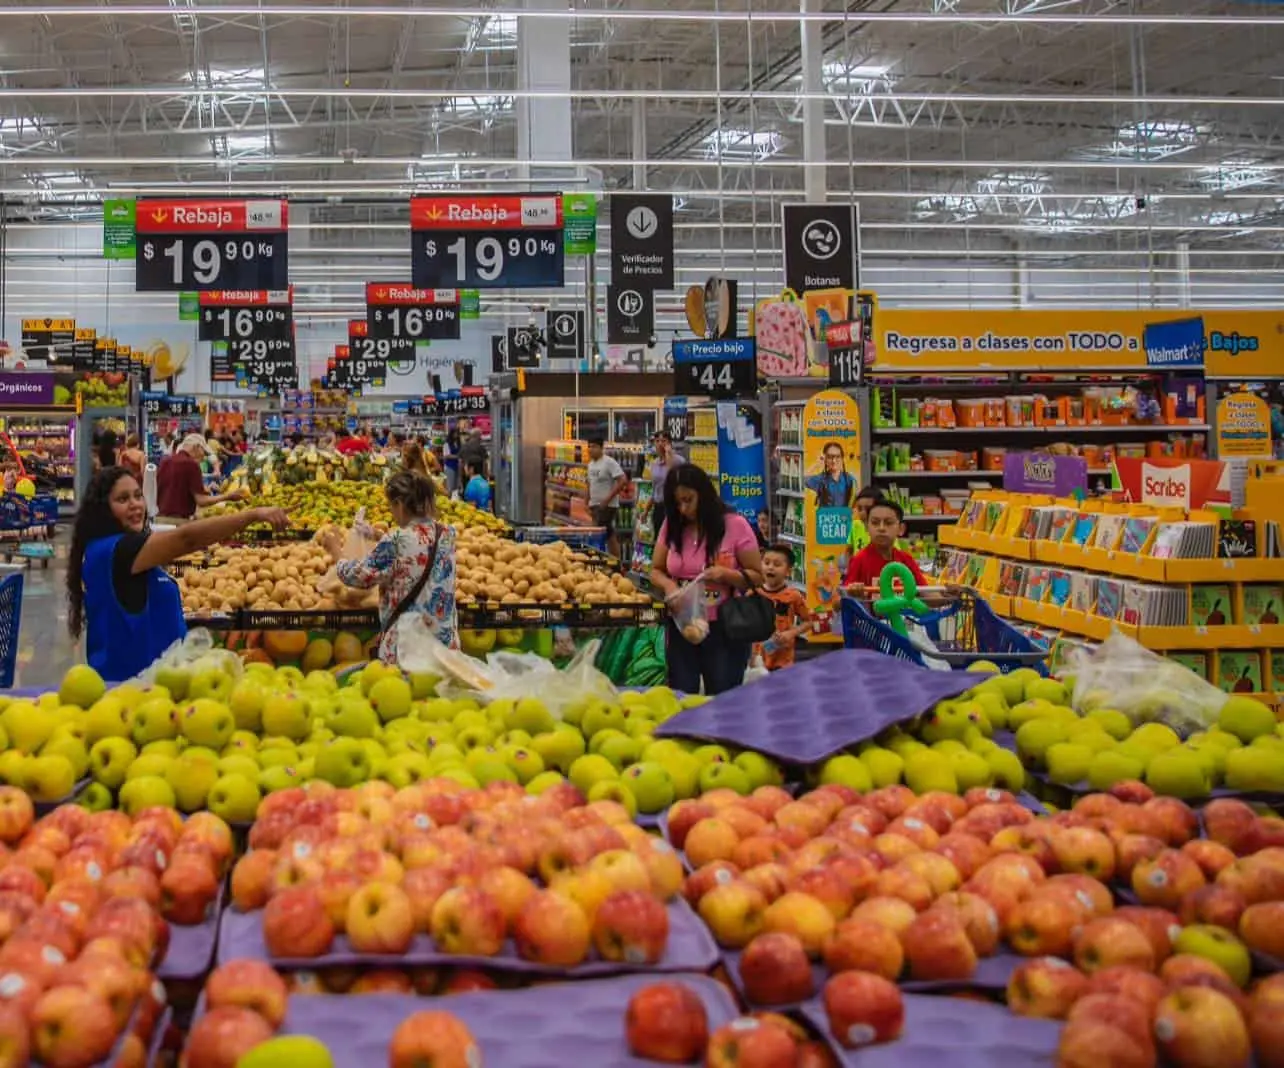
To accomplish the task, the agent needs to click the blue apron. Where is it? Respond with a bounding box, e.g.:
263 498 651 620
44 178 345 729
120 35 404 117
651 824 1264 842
83 534 187 683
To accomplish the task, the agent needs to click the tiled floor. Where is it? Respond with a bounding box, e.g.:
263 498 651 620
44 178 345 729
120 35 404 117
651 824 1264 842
5 537 79 692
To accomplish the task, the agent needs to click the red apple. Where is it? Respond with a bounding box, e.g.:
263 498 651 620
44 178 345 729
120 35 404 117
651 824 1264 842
229 850 276 912
1038 873 1113 919
1239 901 1284 959
1005 894 1083 958
697 881 767 950
1115 834 1168 883
204 960 289 1028
1067 992 1155 1050
1052 827 1115 881
1180 885 1248 930
1153 986 1251 1068
0 1003 28 1068
1143 797 1198 846
849 896 917 936
1107 780 1154 805
1084 965 1166 1015
821 918 904 982
1203 799 1259 855
512 890 589 967
160 855 220 925
705 1016 798 1068
1006 956 1089 1019
930 891 1001 957
31 985 121 1068
1073 916 1157 974
386 1009 480 1068
625 982 709 1063
1181 840 1237 880
261 886 334 959
665 800 716 850
822 971 905 1048
682 861 741 907
0 790 34 847
738 932 815 1005
1114 905 1180 965
1132 850 1206 910
900 909 977 982
1249 974 1284 1068
346 882 415 955
50 955 141 1031
1056 1019 1157 1068
591 890 668 965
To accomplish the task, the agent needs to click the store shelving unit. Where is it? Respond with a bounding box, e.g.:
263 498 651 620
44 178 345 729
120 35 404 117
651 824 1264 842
541 440 644 535
0 415 76 509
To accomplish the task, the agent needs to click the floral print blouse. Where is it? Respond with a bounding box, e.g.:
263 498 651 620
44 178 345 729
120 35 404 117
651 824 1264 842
336 520 458 664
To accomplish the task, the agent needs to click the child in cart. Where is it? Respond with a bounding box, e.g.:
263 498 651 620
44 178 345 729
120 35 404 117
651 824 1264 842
845 498 927 590
753 544 812 670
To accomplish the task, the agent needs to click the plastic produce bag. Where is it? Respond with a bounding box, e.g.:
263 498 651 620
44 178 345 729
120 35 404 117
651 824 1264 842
133 628 244 686
743 656 769 683
671 578 710 645
315 521 382 609
1068 631 1227 734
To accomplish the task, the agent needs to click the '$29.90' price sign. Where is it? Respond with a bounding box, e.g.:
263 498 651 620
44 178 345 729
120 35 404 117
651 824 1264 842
411 196 565 290
135 199 290 292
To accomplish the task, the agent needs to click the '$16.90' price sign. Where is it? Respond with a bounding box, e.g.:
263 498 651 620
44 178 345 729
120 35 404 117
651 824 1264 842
135 199 290 292
411 196 565 290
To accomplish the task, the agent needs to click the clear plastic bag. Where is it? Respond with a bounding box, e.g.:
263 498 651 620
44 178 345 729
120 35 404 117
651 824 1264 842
1068 631 1227 734
672 578 710 645
315 521 383 609
133 628 244 686
744 655 769 683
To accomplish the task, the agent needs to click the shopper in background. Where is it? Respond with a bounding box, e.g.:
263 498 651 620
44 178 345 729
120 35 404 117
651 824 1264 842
844 498 926 589
459 426 487 479
755 509 771 550
650 463 763 695
67 465 288 682
648 430 685 536
336 428 371 455
155 434 244 524
444 422 462 494
463 461 492 511
849 485 882 554
587 438 628 559
324 470 457 666
753 544 811 671
400 440 432 479
117 434 146 479
94 429 119 472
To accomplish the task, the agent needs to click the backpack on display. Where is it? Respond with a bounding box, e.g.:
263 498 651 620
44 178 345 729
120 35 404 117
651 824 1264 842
754 291 811 378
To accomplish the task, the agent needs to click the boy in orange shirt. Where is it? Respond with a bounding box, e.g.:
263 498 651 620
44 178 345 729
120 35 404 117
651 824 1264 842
753 544 812 670
844 498 927 589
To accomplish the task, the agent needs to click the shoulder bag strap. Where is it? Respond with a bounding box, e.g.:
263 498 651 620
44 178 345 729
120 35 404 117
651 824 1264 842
380 522 443 639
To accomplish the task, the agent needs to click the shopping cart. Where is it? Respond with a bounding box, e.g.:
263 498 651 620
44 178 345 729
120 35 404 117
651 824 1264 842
841 587 1050 675
0 571 25 688
511 524 610 553
0 495 58 568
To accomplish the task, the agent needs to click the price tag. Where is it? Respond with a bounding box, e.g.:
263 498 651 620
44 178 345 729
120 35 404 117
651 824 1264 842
198 292 292 343
824 320 866 388
366 283 461 340
410 196 565 290
671 338 756 399
135 200 289 292
662 398 688 442
140 392 199 417
437 388 489 416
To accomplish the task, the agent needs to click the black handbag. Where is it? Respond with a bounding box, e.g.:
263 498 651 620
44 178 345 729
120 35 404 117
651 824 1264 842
720 580 778 644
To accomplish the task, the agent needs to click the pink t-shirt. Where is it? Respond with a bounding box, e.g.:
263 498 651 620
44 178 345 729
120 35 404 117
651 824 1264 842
658 513 758 619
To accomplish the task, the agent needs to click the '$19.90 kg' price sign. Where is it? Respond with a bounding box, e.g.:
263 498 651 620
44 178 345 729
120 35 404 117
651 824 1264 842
135 199 290 292
410 195 565 290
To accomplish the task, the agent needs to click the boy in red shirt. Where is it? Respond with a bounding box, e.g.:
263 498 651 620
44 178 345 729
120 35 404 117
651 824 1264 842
752 544 812 670
844 498 927 589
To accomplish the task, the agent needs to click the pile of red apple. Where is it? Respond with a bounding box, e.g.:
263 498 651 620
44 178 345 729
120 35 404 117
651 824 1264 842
666 781 1284 1067
230 776 685 969
0 788 205 1068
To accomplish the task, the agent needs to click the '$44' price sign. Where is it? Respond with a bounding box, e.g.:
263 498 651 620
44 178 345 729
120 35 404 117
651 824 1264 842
135 199 290 292
411 195 565 290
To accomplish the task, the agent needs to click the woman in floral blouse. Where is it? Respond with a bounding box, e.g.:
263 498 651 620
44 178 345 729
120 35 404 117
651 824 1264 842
330 471 458 665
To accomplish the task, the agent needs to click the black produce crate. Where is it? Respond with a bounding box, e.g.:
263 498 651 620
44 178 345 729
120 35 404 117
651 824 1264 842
225 527 317 544
183 614 238 632
237 607 380 631
458 599 665 629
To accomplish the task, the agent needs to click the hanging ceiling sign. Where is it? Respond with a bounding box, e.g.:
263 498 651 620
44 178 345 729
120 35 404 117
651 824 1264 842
609 194 675 290
347 318 393 388
73 328 97 373
365 283 461 341
410 195 565 289
197 290 293 344
545 310 584 360
20 318 75 363
491 334 509 374
672 338 757 399
782 203 859 296
607 286 654 345
438 386 490 417
135 199 289 292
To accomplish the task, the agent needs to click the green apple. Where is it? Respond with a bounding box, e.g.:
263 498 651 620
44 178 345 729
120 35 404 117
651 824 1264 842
698 761 751 796
1086 749 1146 791
733 751 782 790
589 728 630 757
131 698 178 746
497 729 532 749
1224 746 1284 792
426 743 465 772
41 731 89 780
506 697 556 735
1015 718 1069 767
384 752 431 789
970 689 1009 731
1044 743 1093 786
89 737 138 789
126 753 173 781
997 667 1039 706
1144 748 1212 799
314 738 371 787
1172 924 1252 988
368 676 413 723
218 754 261 780
455 726 494 752
206 773 261 822
227 681 265 733
0 751 23 786
261 693 310 741
258 765 305 793
58 665 106 709
358 661 394 695
2 701 58 754
469 757 518 787
1217 695 1277 743
502 746 545 785
859 746 904 788
417 698 455 723
1024 678 1068 706
408 672 440 700
224 730 260 755
621 761 674 813
984 748 1025 791
236 1035 335 1068
581 703 627 739
948 750 994 791
920 703 971 743
152 666 191 702
1085 708 1132 741
642 687 681 721
586 779 638 818
904 750 959 795
530 727 586 774
819 754 873 792
596 734 643 770
188 668 234 704
141 739 182 758
642 740 685 764
167 752 221 812
77 782 115 812
179 699 235 749
358 740 387 780
568 753 618 795
118 774 176 814
1129 722 1181 752
255 745 299 769
22 755 76 801
525 771 566 796
326 699 379 739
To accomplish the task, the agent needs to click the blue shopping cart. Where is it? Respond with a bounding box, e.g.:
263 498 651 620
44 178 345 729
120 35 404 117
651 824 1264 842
0 495 57 568
841 588 1050 675
0 571 25 688
512 524 610 553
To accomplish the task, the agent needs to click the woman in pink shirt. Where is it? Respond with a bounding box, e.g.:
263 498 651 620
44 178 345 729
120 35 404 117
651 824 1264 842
650 464 764 695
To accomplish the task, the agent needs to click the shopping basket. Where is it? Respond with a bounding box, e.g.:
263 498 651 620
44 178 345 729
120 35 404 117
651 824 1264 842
0 571 25 688
841 588 1049 675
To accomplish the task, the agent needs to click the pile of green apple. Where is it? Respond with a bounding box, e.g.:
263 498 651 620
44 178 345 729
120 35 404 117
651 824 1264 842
7 661 789 822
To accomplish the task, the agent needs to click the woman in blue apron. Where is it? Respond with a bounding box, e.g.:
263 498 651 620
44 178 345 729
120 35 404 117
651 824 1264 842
67 466 289 683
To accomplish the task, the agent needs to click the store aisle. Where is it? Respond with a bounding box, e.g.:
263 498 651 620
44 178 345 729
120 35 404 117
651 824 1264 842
7 540 79 691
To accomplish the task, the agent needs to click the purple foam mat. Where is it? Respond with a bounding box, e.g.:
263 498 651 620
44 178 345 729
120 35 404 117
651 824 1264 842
653 650 989 765
799 989 1061 1068
190 974 739 1068
145 1007 174 1068
217 895 718 976
1252 950 1284 976
158 877 226 980
722 945 1025 1010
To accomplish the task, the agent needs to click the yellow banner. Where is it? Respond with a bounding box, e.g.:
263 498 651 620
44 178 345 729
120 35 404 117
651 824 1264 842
1216 392 1273 459
801 390 861 625
869 307 1284 377
21 318 74 332
74 328 96 341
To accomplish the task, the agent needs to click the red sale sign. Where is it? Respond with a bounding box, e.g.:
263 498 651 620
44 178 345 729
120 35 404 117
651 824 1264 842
1114 457 1230 508
136 200 288 233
